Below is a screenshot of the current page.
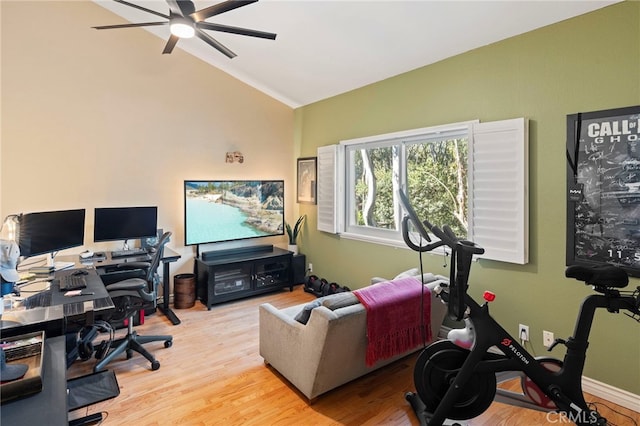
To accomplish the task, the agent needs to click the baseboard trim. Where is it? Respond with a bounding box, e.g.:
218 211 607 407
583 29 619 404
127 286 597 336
582 376 640 413
436 326 639 413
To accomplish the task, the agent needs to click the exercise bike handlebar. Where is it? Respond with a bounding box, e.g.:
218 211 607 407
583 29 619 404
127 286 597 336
398 190 484 256
398 189 485 321
401 216 447 252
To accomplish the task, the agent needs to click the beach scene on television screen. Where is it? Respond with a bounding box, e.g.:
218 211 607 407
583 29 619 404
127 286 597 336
185 181 284 244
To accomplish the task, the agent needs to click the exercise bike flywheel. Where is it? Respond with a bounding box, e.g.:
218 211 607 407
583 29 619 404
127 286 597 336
413 340 497 420
520 357 563 409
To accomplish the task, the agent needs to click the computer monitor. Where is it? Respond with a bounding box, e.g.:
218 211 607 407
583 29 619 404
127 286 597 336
93 207 158 246
18 209 86 258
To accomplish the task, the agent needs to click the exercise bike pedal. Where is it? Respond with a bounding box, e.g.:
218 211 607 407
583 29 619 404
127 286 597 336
405 392 469 426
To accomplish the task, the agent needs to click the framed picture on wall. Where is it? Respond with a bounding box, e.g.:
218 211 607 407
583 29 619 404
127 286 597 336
566 105 640 277
297 157 317 204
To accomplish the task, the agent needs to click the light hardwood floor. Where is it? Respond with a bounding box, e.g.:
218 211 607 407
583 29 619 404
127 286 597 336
68 287 639 425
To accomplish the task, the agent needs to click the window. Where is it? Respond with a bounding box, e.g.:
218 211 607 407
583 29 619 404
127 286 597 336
341 123 470 242
317 118 528 264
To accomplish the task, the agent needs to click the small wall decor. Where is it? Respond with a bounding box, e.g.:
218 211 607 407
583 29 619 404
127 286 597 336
225 152 244 163
297 157 317 204
566 104 640 277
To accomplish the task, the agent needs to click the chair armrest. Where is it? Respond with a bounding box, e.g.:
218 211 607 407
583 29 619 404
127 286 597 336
106 278 155 302
106 279 146 292
115 262 151 270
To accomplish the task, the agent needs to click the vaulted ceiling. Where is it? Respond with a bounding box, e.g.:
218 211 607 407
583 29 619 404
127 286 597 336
92 0 620 108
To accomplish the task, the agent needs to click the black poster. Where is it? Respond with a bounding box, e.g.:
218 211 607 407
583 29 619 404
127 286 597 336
566 105 640 277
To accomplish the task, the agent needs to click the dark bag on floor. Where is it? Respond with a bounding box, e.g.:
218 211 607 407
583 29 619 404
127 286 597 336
304 275 350 297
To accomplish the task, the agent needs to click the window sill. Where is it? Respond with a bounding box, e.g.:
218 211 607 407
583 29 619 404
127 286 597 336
338 231 449 257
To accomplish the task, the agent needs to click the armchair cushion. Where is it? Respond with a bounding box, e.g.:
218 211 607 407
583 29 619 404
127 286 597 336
294 292 361 325
294 300 322 324
371 268 437 285
321 292 359 310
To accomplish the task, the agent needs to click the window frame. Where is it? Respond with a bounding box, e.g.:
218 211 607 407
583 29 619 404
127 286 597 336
339 120 476 248
317 117 528 264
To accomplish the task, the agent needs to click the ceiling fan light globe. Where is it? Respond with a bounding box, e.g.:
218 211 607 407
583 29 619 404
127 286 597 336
170 22 195 38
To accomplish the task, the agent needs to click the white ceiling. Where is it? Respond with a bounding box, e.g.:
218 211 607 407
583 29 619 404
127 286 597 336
92 0 619 108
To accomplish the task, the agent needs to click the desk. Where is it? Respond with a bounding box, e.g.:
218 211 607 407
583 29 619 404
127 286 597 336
1 269 113 339
157 248 182 325
1 336 68 426
78 248 182 325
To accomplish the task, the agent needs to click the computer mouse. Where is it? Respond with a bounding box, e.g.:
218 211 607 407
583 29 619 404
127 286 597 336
73 269 89 276
80 250 94 259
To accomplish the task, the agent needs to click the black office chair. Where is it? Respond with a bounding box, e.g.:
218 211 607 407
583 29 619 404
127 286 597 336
94 232 173 372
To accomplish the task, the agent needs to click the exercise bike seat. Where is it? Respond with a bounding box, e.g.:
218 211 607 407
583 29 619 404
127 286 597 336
565 264 628 288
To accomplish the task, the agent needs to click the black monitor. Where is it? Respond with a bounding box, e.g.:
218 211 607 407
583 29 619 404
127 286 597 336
18 209 86 258
93 207 158 243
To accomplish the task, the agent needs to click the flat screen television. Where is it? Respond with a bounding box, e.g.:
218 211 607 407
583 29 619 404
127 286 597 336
18 209 86 258
184 180 285 246
93 206 158 243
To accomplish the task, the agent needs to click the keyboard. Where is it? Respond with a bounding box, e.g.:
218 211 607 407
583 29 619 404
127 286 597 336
110 248 147 258
59 275 87 291
23 290 53 309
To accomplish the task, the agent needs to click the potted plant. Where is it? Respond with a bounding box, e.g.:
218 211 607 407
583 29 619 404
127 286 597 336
285 215 306 255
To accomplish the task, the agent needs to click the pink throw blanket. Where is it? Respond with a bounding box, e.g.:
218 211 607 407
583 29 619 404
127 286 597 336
354 277 431 367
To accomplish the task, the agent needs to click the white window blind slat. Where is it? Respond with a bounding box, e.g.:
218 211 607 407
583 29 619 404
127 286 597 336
471 118 529 264
317 145 340 233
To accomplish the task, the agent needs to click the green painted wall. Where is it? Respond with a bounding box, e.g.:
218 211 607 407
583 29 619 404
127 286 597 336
295 2 640 395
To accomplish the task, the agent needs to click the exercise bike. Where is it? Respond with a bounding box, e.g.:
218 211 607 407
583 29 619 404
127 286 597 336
398 190 640 426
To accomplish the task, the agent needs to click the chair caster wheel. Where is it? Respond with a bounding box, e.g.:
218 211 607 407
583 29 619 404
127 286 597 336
126 349 133 359
164 340 173 348
151 360 160 371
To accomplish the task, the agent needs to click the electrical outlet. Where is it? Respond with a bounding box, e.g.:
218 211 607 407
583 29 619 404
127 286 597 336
308 263 313 273
543 330 554 348
519 324 530 342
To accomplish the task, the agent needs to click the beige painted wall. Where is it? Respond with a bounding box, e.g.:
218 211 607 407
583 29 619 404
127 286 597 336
296 2 640 394
1 1 294 274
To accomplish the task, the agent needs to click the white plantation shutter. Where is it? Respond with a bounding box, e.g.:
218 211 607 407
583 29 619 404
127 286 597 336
316 118 528 265
470 118 528 264
317 145 342 233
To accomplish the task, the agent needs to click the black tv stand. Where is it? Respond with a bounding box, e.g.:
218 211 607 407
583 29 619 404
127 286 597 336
196 245 293 309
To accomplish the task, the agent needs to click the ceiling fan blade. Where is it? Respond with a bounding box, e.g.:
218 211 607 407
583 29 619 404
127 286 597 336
191 0 258 22
196 22 276 40
162 34 180 54
113 0 170 20
195 29 236 59
166 0 195 16
93 22 168 30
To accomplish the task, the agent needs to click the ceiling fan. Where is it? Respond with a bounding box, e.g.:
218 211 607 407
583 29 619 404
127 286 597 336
92 0 276 58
